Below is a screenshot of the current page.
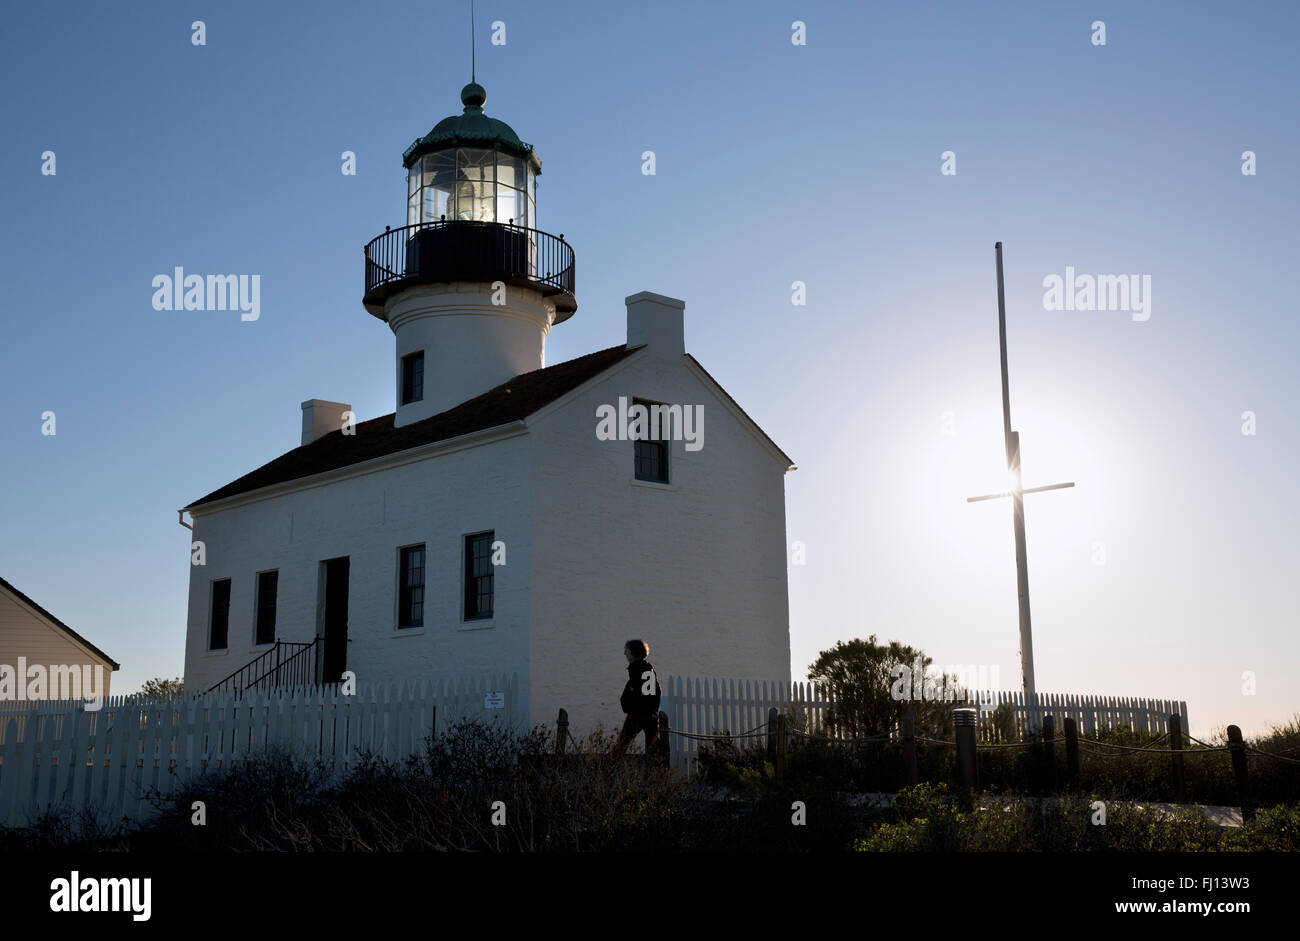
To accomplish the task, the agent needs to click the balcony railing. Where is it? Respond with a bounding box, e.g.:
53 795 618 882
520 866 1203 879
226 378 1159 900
363 220 576 319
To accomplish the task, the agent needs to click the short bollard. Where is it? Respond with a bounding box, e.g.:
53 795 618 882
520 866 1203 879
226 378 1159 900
1227 725 1255 823
954 707 979 806
555 708 568 756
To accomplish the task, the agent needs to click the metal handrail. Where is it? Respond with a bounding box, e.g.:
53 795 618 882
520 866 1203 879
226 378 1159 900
363 219 575 300
208 639 318 693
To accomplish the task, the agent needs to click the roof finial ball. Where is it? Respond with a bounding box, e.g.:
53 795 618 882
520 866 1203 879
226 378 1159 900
461 81 486 112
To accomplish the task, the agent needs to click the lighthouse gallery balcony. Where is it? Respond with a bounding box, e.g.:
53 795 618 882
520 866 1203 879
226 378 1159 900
363 220 576 321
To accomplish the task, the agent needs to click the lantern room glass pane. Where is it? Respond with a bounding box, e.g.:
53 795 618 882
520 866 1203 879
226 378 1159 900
423 186 449 223
496 186 526 225
457 148 494 184
447 149 493 221
451 179 492 221
408 163 421 196
497 156 523 189
423 152 455 187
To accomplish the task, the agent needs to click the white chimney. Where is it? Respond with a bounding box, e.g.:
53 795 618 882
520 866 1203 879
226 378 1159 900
626 291 685 357
301 399 351 446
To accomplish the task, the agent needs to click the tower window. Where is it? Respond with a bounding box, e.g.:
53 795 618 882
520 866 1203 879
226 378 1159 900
401 351 424 405
254 570 278 645
209 578 231 651
633 398 671 483
463 532 494 620
398 545 425 628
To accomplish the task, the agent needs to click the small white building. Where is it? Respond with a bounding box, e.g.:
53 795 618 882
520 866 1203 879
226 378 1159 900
180 82 794 732
0 576 119 702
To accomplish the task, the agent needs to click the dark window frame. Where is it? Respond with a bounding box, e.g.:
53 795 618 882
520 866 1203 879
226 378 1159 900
463 531 495 621
254 570 278 646
209 578 231 651
398 544 426 629
632 397 671 483
401 351 425 405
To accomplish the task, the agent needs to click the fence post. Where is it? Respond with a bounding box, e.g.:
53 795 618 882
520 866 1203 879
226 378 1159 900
656 711 670 768
902 710 918 787
1063 717 1079 791
953 707 978 807
1042 715 1056 792
1226 725 1254 823
1168 714 1186 804
766 707 778 764
774 713 786 781
554 708 568 756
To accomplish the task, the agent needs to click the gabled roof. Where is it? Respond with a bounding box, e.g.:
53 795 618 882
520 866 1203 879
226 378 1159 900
686 354 795 469
186 344 639 510
0 576 120 670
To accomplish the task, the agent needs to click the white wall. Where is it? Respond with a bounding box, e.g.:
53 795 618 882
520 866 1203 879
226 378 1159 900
183 349 794 736
183 431 534 710
388 282 555 426
525 349 793 737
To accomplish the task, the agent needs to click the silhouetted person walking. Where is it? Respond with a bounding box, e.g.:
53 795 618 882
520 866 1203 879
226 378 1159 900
615 639 662 763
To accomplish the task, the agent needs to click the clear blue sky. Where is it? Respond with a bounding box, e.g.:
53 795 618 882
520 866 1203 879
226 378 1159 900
1 1 1296 736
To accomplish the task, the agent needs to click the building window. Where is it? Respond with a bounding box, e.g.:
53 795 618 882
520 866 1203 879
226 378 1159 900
398 545 425 628
401 351 424 405
255 570 278 645
209 579 231 650
463 532 494 620
633 398 670 483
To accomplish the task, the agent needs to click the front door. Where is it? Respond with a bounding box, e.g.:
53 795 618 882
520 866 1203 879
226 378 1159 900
321 557 350 683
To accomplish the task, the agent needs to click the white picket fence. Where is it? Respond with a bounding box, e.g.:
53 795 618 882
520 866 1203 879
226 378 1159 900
662 677 836 775
0 674 517 830
661 675 1189 775
972 690 1189 742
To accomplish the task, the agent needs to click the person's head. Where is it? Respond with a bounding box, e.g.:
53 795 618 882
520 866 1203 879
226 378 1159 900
624 639 648 661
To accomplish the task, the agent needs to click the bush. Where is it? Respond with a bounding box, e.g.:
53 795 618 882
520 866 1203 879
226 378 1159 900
855 783 1300 852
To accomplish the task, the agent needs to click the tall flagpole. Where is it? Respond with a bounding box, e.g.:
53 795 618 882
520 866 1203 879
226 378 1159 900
969 243 1075 727
996 242 1035 707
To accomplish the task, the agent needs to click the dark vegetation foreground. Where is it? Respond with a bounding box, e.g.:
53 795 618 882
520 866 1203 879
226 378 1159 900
2 719 1298 852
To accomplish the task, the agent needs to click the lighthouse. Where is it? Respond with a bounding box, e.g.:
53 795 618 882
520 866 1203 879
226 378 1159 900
362 82 577 426
181 76 794 729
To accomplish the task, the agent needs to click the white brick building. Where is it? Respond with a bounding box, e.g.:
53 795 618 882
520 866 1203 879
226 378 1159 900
180 83 793 732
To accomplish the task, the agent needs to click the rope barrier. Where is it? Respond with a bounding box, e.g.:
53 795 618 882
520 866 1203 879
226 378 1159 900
1074 737 1189 753
666 727 768 742
788 727 897 744
917 736 956 747
1246 746 1300 765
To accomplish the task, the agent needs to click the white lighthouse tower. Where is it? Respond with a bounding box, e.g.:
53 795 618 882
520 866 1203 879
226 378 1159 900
362 81 577 426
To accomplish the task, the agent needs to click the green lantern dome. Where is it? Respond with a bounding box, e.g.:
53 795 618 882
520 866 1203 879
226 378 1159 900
401 83 541 173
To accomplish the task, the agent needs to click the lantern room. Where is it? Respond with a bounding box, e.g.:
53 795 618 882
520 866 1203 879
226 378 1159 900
362 81 575 322
402 82 540 229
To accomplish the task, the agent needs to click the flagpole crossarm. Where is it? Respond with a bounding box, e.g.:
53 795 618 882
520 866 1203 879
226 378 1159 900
966 481 1075 503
